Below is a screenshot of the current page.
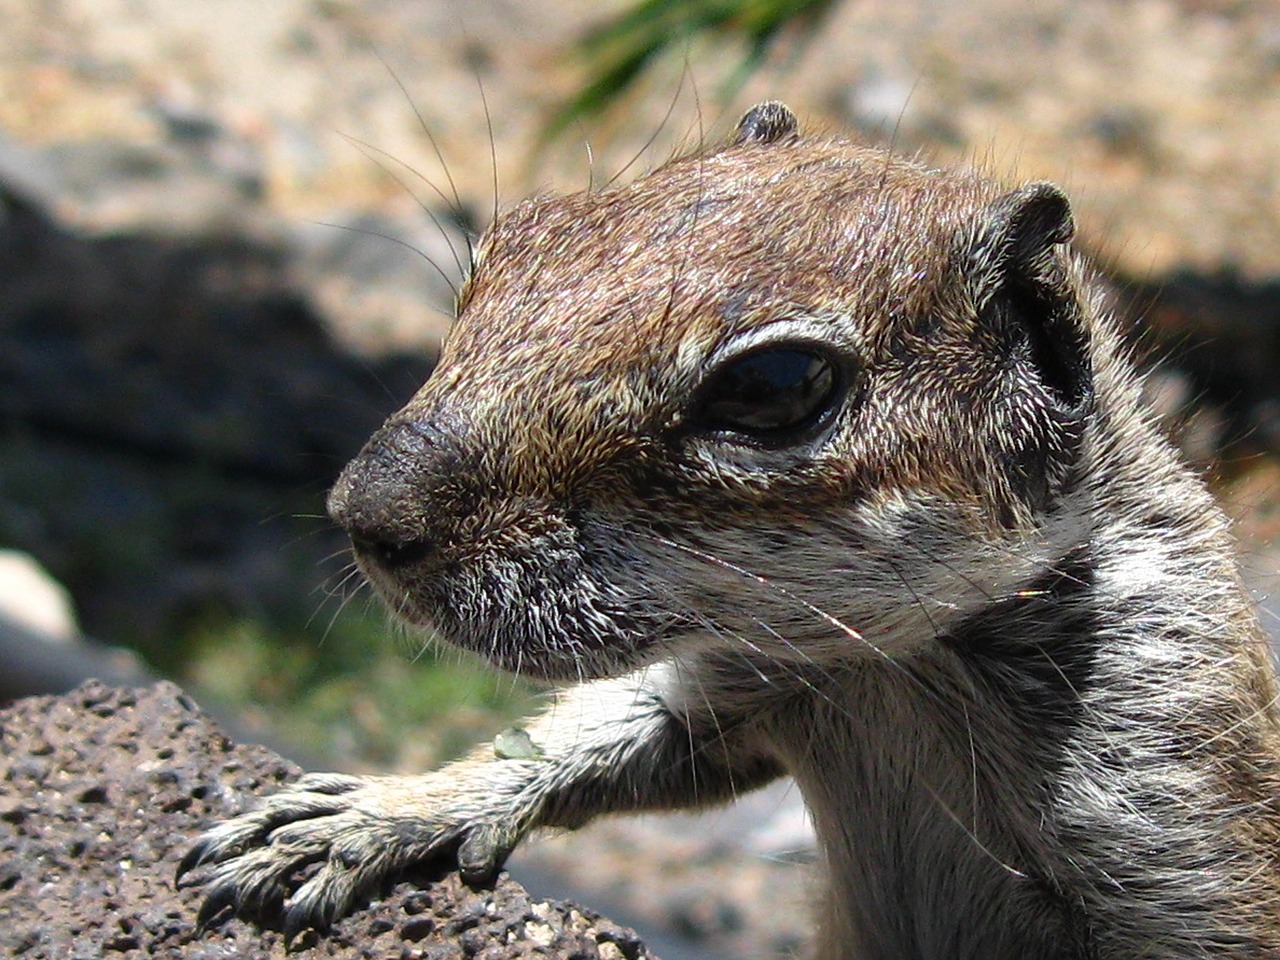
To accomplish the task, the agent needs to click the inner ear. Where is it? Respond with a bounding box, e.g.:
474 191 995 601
975 183 1091 411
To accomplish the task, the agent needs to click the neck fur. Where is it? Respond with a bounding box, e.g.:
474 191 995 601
773 520 1280 959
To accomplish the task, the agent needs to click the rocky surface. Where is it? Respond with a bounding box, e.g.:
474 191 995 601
0 681 656 960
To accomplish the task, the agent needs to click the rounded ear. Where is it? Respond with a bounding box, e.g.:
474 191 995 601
734 102 800 146
987 182 1075 256
973 182 1092 412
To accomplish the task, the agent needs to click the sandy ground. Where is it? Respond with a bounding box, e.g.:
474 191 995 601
4 1 1279 276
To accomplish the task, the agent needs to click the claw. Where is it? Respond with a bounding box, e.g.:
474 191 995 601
179 786 357 887
282 894 332 944
176 839 210 884
281 903 314 945
281 889 338 943
457 822 514 885
288 847 370 931
195 879 238 933
179 829 253 886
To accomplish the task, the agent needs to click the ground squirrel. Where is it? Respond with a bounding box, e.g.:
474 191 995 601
182 102 1280 959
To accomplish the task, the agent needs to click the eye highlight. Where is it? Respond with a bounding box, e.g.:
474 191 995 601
692 346 840 442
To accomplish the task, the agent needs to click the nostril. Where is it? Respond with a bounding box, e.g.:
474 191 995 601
329 418 450 572
351 533 435 572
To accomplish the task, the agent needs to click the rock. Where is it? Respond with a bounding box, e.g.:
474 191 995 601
1132 271 1280 458
0 612 154 702
0 680 659 960
512 779 815 960
0 161 438 649
0 549 78 641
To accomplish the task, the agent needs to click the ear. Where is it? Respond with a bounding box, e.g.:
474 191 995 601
733 101 800 146
973 183 1092 412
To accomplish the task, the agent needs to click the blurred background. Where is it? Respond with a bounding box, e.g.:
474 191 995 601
2 1 1280 956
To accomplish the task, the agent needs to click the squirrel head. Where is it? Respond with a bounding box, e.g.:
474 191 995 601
329 103 1094 679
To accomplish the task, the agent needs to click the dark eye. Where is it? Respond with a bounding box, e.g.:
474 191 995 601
693 347 840 440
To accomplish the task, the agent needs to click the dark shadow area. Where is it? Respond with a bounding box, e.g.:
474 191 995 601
0 183 435 664
1116 269 1280 458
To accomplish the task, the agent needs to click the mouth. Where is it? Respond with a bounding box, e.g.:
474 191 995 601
351 542 676 682
349 533 436 574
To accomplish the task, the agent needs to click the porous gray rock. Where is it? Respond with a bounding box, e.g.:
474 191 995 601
0 680 657 960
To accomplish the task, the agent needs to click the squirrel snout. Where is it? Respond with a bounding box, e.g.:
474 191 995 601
328 420 445 572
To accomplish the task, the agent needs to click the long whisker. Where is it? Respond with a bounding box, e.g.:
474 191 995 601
311 220 460 308
374 50 466 221
642 530 903 669
606 61 692 188
337 133 470 282
617 534 1033 877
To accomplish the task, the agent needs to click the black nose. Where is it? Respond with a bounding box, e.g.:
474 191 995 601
328 421 440 571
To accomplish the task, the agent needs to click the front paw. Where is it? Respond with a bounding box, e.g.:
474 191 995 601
178 772 521 936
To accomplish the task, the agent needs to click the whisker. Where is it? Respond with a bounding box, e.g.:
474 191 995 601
336 132 470 282
919 780 1028 880
606 61 691 188
619 542 1031 876
472 61 500 234
311 219 460 306
373 49 466 221
1196 687 1280 751
582 137 596 193
642 529 904 669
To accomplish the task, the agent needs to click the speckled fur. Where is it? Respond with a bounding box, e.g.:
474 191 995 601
184 105 1280 957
